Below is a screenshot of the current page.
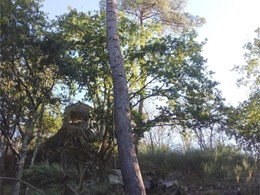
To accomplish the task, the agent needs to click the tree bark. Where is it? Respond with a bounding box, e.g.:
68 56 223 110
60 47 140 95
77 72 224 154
0 136 4 194
106 0 146 194
13 133 29 195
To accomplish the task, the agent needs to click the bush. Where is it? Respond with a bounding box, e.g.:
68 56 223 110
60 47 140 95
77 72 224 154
22 162 123 195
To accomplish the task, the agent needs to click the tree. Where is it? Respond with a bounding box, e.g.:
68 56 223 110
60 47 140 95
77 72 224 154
227 95 259 152
235 28 260 92
55 10 117 174
166 85 226 150
118 0 205 30
230 28 260 152
115 0 206 150
0 0 66 193
56 9 225 153
128 30 227 150
106 0 146 194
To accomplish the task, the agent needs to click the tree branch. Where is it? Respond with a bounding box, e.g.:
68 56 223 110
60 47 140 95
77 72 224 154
0 129 20 157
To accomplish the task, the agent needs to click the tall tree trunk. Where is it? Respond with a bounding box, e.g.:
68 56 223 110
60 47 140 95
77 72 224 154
136 16 146 154
106 0 146 194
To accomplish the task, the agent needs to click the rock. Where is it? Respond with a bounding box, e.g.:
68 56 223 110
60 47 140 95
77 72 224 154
107 169 123 185
163 180 175 188
182 185 188 192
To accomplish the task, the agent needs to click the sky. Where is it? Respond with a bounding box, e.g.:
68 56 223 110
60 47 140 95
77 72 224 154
42 0 260 106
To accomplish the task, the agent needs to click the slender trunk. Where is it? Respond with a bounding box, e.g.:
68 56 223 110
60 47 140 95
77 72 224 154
13 134 29 195
209 126 214 150
148 131 155 154
106 1 146 194
136 15 146 154
30 136 40 167
0 136 4 193
135 90 145 154
30 106 44 167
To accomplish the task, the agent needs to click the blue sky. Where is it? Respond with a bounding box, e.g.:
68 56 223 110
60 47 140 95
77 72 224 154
42 0 99 17
186 0 260 106
42 0 260 106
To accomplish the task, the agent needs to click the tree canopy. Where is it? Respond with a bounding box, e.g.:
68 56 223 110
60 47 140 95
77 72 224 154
230 28 260 152
0 0 68 193
1 0 258 194
117 0 205 30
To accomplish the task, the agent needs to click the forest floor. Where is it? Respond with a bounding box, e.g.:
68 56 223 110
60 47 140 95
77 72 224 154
108 169 259 194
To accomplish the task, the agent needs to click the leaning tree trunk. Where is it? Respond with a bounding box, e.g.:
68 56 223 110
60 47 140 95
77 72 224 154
106 0 146 194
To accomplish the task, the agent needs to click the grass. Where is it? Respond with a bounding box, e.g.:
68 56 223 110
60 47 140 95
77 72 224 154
19 145 259 194
137 144 259 185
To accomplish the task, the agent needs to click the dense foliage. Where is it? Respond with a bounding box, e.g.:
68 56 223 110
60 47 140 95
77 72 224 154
0 0 259 194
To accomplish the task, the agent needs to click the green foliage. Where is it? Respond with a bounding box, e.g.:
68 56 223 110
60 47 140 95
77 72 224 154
118 0 205 31
138 145 258 183
234 28 260 90
23 162 88 194
0 1 69 193
138 31 226 149
0 3 228 193
54 9 225 155
42 106 63 136
23 162 121 195
227 94 260 151
231 28 260 152
0 0 66 137
23 162 66 191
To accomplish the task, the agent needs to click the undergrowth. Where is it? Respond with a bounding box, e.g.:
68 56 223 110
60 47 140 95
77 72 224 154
138 145 259 185
19 145 259 194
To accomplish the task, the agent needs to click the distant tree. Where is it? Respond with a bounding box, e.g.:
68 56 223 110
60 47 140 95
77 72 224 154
106 0 146 194
137 31 226 150
227 94 259 152
235 28 260 91
117 0 205 30
230 28 260 152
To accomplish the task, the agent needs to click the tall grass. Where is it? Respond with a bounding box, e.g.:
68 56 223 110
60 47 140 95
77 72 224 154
138 144 259 184
21 145 259 193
